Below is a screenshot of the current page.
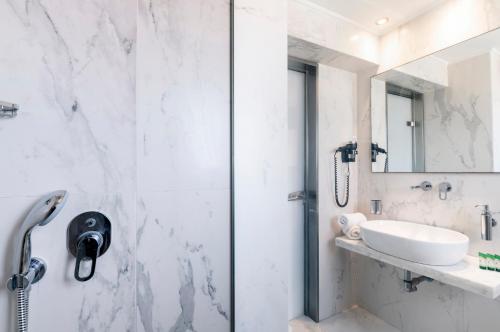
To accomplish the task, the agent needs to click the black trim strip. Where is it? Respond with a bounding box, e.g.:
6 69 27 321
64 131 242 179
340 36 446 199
229 0 235 331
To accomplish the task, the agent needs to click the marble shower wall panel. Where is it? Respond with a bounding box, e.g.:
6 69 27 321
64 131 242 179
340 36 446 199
137 0 230 193
356 1 500 331
234 0 288 330
0 194 136 332
136 191 230 332
317 64 357 320
0 0 136 331
136 0 231 332
0 0 136 196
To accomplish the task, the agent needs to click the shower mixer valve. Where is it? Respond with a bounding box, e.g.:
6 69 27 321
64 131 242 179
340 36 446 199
67 212 111 282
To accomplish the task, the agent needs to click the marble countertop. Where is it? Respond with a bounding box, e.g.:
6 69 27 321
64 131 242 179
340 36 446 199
336 237 500 299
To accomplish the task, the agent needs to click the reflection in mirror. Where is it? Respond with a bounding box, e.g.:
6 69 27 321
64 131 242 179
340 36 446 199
371 27 500 173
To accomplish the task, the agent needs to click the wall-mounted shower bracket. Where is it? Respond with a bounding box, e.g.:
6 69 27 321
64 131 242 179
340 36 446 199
0 100 19 118
7 258 46 291
402 270 433 292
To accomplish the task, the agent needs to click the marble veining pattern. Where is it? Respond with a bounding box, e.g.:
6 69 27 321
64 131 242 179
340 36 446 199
425 53 494 172
0 0 136 196
137 0 231 331
136 192 230 332
0 0 136 330
0 0 231 331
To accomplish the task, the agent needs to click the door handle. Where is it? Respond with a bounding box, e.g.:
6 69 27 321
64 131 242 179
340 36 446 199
288 191 305 201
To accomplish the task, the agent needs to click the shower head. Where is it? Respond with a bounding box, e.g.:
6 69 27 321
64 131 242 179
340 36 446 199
22 190 68 228
13 190 68 275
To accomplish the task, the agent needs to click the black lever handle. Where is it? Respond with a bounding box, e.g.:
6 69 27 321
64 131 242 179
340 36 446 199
67 212 111 282
74 232 103 282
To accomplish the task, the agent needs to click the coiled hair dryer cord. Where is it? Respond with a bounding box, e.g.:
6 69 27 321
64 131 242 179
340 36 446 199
333 151 349 208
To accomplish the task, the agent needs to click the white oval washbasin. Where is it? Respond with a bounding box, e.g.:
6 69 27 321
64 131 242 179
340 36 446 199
360 220 469 266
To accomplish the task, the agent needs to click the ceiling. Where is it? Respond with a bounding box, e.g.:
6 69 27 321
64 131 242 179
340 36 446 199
306 0 446 35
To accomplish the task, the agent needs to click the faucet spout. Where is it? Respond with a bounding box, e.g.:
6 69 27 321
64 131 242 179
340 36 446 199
476 204 498 241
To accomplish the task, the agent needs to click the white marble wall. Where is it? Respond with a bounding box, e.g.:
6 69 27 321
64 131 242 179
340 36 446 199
136 0 231 331
425 53 494 172
379 0 500 72
0 0 136 330
317 64 358 320
288 0 378 72
234 0 289 330
491 50 500 171
370 79 387 173
288 0 378 66
356 1 500 331
0 0 232 331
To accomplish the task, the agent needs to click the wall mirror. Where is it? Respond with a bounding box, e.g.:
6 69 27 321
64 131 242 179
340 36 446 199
371 27 500 173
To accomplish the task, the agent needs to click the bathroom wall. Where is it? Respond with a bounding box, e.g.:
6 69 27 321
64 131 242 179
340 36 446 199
234 0 289 330
0 0 231 331
317 64 358 320
287 0 375 320
288 0 378 72
491 50 500 171
378 0 500 72
136 1 231 331
356 0 500 331
0 0 136 330
425 53 494 172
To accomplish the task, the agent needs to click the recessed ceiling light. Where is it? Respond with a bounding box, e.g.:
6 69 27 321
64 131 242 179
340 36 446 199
375 17 389 26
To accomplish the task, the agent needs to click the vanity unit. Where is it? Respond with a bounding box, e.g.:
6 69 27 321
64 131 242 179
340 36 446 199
337 221 500 299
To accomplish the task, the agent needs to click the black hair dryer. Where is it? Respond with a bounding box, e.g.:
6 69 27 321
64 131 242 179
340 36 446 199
67 212 111 282
371 142 387 162
332 140 358 208
337 141 358 163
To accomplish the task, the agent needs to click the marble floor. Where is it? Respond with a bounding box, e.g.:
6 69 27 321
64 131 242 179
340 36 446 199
289 306 400 332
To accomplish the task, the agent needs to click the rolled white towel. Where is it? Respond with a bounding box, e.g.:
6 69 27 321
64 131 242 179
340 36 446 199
345 225 361 240
338 213 367 240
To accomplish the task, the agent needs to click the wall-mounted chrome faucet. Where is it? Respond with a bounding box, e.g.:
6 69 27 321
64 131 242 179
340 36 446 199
0 100 19 118
370 199 382 215
475 204 498 241
7 190 68 332
410 181 432 191
438 182 452 200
